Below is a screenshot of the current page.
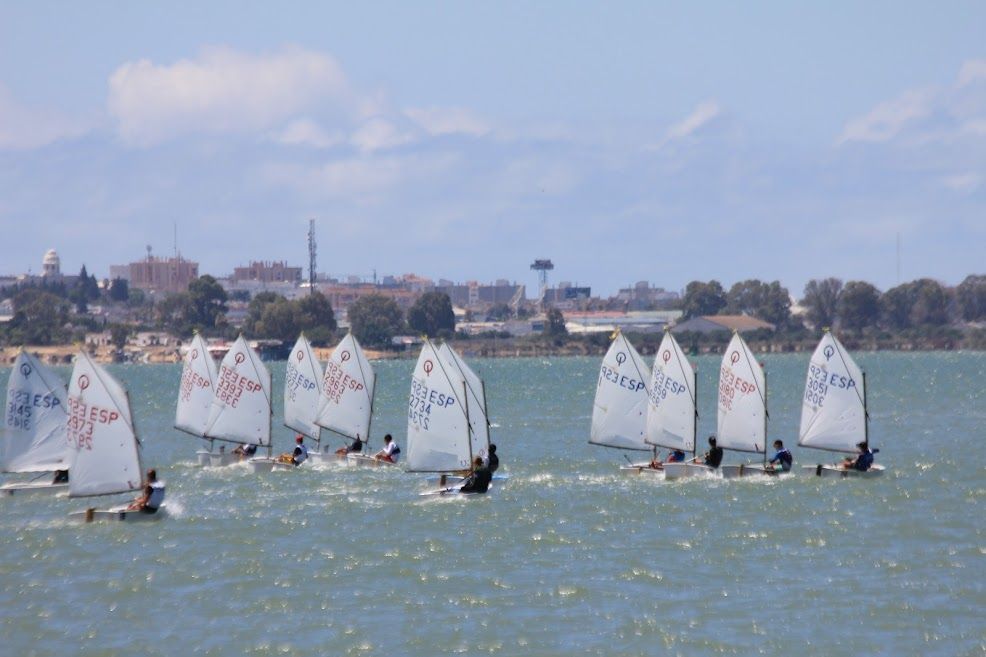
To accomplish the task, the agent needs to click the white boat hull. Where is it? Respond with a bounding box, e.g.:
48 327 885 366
208 452 239 467
346 454 398 468
803 463 886 478
70 504 167 523
195 450 213 467
619 463 665 475
247 458 276 473
662 462 718 480
0 481 69 497
720 464 792 479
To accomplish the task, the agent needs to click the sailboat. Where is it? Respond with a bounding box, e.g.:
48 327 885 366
407 339 480 495
589 330 654 471
644 330 700 479
1 350 70 496
799 331 884 478
66 352 159 522
284 333 325 463
174 334 220 466
717 332 774 478
313 333 378 466
202 335 273 472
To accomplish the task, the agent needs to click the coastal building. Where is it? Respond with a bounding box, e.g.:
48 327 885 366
110 253 199 294
564 310 684 335
42 249 61 278
231 261 302 285
433 280 526 310
673 315 776 334
615 282 681 310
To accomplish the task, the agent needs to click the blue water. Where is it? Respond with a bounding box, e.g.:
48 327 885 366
1 352 983 656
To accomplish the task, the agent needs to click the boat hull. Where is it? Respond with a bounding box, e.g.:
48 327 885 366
247 458 275 473
70 504 167 523
720 464 792 479
346 454 398 468
803 464 886 478
208 452 239 467
0 481 69 497
662 462 717 480
620 463 664 475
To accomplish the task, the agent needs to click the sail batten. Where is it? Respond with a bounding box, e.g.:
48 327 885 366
204 336 272 446
67 352 143 498
798 332 866 454
645 331 697 452
589 332 652 451
284 334 324 440
406 339 472 472
717 333 767 454
2 351 70 473
314 333 375 442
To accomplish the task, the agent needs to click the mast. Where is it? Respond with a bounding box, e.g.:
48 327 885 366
463 380 474 469
863 371 869 445
762 364 768 467
692 368 698 460
480 379 491 454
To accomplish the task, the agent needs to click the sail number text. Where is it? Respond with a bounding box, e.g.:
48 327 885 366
718 366 756 411
408 377 455 430
66 397 121 450
599 366 645 392
5 389 61 430
804 365 855 407
322 361 363 405
216 365 262 408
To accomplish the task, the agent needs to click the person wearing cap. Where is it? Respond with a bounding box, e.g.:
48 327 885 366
374 434 400 463
335 434 363 457
697 435 723 469
278 435 309 466
127 469 165 514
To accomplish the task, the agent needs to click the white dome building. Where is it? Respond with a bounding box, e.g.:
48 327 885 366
42 249 61 277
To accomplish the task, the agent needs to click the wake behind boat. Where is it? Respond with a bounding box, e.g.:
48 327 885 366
1 350 71 497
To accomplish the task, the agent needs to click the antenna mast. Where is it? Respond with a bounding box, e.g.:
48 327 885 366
308 218 317 296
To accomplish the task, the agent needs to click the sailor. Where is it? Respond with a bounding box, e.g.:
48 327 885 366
52 469 69 484
698 435 723 469
335 434 363 456
767 440 793 472
128 469 165 514
842 441 875 471
487 443 499 473
459 456 493 494
650 449 686 469
291 435 309 466
374 434 400 463
232 443 257 459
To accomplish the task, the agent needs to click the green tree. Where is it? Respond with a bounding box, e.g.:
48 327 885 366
156 293 194 336
543 307 568 341
880 283 914 330
681 280 727 319
486 303 513 321
244 291 284 335
256 297 300 342
187 275 228 330
956 274 986 321
802 278 843 330
109 277 129 302
725 279 791 327
8 289 71 345
109 323 131 350
348 294 404 348
407 291 456 338
296 291 337 345
71 265 100 313
909 279 950 326
837 281 881 332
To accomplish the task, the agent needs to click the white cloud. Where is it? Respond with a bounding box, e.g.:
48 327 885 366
349 117 416 153
941 172 982 193
108 46 376 146
837 89 934 144
957 59 986 87
0 85 89 150
405 107 490 137
665 101 721 141
273 118 342 148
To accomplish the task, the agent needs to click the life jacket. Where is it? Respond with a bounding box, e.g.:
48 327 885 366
146 481 166 509
856 451 874 471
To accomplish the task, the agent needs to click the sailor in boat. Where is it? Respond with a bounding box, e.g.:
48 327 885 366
841 441 876 472
459 456 493 494
52 469 69 484
335 434 363 457
765 440 793 473
374 434 400 464
232 443 258 460
127 469 166 514
696 436 724 469
278 435 309 466
487 444 499 474
649 449 686 470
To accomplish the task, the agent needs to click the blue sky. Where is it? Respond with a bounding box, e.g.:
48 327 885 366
0 2 983 296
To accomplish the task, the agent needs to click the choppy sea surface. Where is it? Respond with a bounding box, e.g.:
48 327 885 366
1 352 983 657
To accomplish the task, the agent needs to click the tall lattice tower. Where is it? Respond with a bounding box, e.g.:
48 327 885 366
307 219 317 295
530 259 554 307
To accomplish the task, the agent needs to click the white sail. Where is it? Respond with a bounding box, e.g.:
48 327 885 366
174 333 218 437
204 336 271 446
67 352 143 498
437 342 490 459
315 333 375 442
799 332 866 453
2 351 69 473
284 334 324 440
406 340 472 472
589 331 652 451
717 333 767 454
645 331 697 453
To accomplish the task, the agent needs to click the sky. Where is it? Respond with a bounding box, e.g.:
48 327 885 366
0 1 983 297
